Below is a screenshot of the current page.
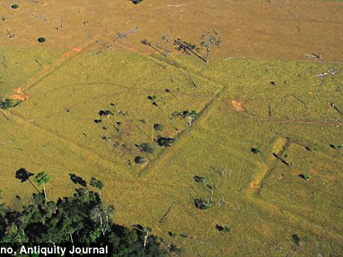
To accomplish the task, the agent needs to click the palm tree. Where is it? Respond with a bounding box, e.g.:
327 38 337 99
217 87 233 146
200 29 221 64
34 171 51 200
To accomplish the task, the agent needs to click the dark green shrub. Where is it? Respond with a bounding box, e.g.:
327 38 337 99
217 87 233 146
251 148 261 154
135 156 147 164
37 37 46 43
172 110 199 119
99 110 113 117
194 198 214 210
193 176 208 183
330 144 343 149
90 177 104 190
194 176 203 182
0 98 14 110
147 95 157 101
156 136 175 147
172 110 199 126
292 234 300 246
138 143 156 154
299 174 311 181
153 124 164 131
215 224 230 233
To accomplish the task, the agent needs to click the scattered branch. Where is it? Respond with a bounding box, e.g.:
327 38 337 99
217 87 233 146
34 58 42 66
314 69 338 78
159 202 176 224
305 52 323 61
55 17 63 30
30 13 48 22
291 94 308 108
5 28 14 39
0 110 9 121
268 103 271 117
111 27 138 47
2 55 7 69
330 102 343 116
141 39 165 56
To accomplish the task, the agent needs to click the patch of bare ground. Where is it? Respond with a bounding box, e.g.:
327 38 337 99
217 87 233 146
231 100 246 112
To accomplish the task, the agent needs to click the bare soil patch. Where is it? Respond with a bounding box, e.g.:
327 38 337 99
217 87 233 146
231 100 246 112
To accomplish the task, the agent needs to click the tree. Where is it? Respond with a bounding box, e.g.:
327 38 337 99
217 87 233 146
132 0 143 4
156 136 175 147
0 98 14 109
172 110 199 126
90 177 104 190
90 177 104 198
162 35 170 57
135 156 147 164
200 29 221 64
174 39 207 62
34 171 51 200
138 143 156 154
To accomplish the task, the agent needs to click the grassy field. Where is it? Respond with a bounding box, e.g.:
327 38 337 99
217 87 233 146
0 43 342 256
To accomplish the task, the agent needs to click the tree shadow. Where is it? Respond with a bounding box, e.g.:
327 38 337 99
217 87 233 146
69 173 87 187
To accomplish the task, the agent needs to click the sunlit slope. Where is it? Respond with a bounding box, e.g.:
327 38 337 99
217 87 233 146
137 99 343 256
0 47 64 96
0 49 342 256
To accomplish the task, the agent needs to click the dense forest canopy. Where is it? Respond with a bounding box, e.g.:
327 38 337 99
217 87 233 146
0 169 172 256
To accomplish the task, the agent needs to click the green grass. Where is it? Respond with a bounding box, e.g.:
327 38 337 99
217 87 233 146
0 47 65 96
0 47 342 256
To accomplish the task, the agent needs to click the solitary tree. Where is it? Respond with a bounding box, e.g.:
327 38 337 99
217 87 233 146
200 29 221 64
172 110 199 126
34 171 51 200
162 35 170 57
174 39 206 62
